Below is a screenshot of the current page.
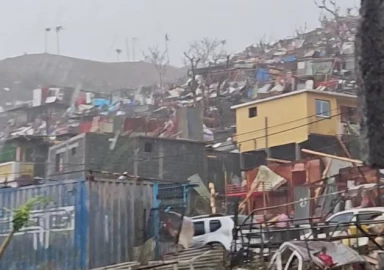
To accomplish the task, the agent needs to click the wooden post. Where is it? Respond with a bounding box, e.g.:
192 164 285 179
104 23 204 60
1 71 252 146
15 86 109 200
209 183 216 214
262 181 267 215
265 117 270 157
295 143 301 161
224 170 228 213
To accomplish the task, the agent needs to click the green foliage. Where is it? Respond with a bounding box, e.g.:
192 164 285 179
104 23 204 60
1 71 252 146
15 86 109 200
11 196 50 232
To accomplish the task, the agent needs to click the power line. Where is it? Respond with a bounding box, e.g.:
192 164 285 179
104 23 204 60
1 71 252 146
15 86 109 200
0 107 342 155
0 132 358 180
0 111 350 168
9 134 356 178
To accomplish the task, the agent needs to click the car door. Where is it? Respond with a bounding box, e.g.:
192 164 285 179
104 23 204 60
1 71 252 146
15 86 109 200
191 221 206 247
326 212 354 236
350 211 384 245
354 211 383 223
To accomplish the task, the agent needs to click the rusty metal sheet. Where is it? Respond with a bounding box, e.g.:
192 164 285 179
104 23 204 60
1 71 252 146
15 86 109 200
338 166 378 184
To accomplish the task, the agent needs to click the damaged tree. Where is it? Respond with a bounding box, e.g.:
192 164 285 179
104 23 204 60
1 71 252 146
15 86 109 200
314 0 354 53
183 51 200 106
184 38 228 109
356 0 384 168
0 196 49 258
143 46 168 89
189 37 227 66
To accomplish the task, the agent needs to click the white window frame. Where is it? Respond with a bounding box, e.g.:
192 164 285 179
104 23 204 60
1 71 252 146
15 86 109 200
315 99 330 117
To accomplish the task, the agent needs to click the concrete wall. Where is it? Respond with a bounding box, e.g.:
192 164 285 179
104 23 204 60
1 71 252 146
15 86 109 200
135 136 207 183
48 133 207 183
47 133 87 180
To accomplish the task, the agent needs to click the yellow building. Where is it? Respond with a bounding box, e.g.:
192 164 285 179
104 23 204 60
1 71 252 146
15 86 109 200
231 89 357 153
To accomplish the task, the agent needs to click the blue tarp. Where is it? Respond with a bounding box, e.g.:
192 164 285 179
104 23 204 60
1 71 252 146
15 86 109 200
255 68 270 82
282 55 296 63
92 98 110 108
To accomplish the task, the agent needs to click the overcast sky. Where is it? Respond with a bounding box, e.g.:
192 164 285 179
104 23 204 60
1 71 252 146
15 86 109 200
0 0 358 66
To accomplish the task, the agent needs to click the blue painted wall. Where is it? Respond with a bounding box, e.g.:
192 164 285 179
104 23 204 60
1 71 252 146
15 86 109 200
0 180 87 270
0 179 154 270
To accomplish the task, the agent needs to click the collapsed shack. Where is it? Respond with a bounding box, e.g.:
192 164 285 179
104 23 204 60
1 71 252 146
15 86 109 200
269 241 371 270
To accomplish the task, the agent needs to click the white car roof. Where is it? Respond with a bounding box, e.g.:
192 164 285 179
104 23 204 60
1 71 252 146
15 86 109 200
327 207 384 220
191 215 234 222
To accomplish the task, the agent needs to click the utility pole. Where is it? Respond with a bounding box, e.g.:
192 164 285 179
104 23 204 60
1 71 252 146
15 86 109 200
132 37 138 61
125 38 130 61
55 26 63 55
44 28 51 53
165 33 170 64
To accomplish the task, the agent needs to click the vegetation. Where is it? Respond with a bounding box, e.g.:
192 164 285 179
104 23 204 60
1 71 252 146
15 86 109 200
0 196 50 258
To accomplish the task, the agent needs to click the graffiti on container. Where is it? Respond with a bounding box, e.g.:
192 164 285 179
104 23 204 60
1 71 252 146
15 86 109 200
0 206 75 250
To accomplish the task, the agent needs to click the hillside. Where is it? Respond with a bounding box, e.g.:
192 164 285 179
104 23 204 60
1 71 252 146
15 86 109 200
0 53 186 102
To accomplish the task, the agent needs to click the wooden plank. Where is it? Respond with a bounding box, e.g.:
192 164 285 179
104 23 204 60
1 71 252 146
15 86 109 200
301 149 363 164
267 158 291 164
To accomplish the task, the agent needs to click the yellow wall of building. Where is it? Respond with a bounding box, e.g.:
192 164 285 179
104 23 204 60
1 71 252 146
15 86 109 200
307 93 339 135
307 93 357 136
19 162 34 177
0 162 34 184
0 163 14 183
235 91 357 153
235 93 310 152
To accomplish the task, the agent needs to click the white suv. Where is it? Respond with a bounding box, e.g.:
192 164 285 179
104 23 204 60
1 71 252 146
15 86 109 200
189 214 266 251
190 215 234 250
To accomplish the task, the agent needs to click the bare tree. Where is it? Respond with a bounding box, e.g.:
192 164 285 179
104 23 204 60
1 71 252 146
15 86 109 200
295 22 308 38
183 38 228 110
255 35 271 55
315 0 340 18
314 0 353 51
183 51 200 106
143 46 168 88
189 37 227 66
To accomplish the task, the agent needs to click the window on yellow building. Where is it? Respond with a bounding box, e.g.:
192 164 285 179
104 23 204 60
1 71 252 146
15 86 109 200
315 100 330 117
248 107 257 118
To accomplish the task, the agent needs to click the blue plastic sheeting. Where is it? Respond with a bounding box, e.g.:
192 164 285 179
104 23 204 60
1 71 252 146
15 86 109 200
92 98 110 108
255 68 270 82
282 55 296 63
0 179 154 270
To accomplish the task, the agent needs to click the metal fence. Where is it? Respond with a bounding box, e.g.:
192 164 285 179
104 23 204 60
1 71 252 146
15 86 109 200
151 183 193 260
0 179 154 270
157 183 190 209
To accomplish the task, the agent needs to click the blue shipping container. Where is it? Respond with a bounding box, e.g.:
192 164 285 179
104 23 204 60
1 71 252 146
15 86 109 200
0 179 153 270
